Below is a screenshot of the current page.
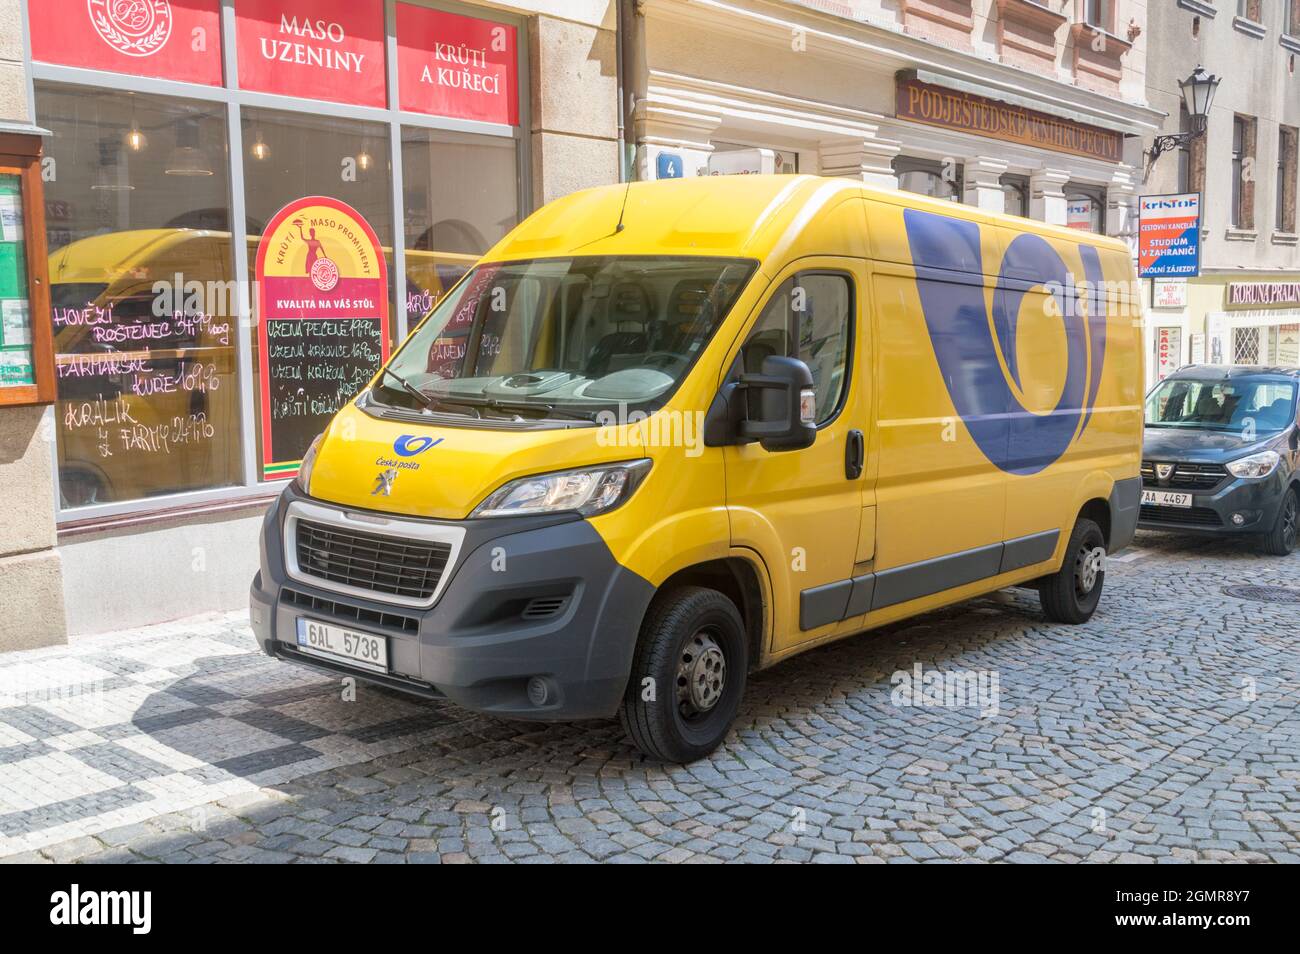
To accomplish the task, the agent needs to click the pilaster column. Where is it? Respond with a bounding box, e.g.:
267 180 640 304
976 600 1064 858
1106 169 1139 249
964 156 1009 213
632 100 722 179
1029 167 1072 226
818 136 903 189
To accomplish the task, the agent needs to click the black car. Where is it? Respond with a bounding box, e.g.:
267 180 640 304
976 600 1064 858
1140 365 1300 554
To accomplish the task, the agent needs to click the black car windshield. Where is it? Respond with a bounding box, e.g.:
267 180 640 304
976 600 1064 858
373 255 757 421
1145 376 1298 432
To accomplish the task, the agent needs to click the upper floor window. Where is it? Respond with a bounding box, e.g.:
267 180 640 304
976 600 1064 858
1278 125 1298 234
1231 114 1258 230
1083 0 1113 31
1289 0 1300 35
1238 0 1262 22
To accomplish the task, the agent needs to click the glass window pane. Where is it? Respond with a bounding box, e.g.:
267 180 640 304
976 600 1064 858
401 127 518 327
742 273 851 425
37 83 239 508
241 108 394 473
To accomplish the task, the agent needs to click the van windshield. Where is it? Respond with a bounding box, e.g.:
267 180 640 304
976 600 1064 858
1145 376 1298 433
372 256 757 421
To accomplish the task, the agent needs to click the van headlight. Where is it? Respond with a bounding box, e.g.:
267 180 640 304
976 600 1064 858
471 459 652 518
294 434 324 493
1226 450 1280 479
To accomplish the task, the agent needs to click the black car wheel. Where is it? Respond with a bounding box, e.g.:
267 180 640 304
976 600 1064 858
619 586 748 763
1039 518 1106 624
1263 488 1299 556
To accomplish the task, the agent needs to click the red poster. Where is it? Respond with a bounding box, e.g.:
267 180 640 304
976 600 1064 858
396 4 518 125
235 0 385 108
256 197 390 479
28 0 223 86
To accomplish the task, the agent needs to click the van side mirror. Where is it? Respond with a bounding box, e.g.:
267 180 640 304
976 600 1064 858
737 356 817 451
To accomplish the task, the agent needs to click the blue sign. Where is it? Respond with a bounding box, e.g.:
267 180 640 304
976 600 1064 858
656 152 684 179
1138 193 1201 277
393 434 441 457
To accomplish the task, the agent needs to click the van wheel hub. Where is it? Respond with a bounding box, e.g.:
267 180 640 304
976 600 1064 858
678 630 726 716
1077 546 1106 594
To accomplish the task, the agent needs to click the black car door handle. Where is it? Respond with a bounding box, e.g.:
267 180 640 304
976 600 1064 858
845 429 864 480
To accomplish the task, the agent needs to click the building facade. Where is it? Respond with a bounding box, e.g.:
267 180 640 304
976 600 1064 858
1142 0 1300 384
0 0 620 646
625 0 1161 238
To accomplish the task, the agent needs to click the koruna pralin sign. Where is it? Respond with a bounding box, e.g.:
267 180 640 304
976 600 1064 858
255 197 389 480
396 4 519 125
236 0 386 108
1138 193 1202 278
28 0 223 85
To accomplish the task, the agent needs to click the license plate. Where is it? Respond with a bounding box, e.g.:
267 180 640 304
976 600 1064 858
295 618 388 674
1142 489 1193 508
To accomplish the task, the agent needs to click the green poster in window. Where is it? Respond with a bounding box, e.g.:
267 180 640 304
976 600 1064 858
0 242 24 299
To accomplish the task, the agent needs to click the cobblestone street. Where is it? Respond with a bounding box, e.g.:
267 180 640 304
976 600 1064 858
2 530 1298 864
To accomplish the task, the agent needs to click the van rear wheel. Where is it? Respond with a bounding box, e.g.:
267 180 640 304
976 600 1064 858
619 586 748 763
1039 518 1106 624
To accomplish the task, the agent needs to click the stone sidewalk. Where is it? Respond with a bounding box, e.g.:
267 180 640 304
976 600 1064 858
2 531 1298 863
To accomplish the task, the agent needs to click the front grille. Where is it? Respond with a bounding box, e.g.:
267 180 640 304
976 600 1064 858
281 587 420 634
1141 460 1228 491
294 519 451 601
1140 504 1223 527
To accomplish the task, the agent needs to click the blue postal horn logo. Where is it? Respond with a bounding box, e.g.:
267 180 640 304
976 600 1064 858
393 434 442 457
903 208 1108 476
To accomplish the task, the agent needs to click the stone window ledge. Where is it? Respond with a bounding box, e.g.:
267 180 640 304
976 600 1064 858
1271 231 1300 246
1281 34 1300 54
1225 227 1259 241
997 0 1068 32
1233 16 1267 39
1176 0 1217 16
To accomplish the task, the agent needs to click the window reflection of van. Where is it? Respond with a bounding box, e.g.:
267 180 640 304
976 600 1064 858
48 227 476 507
250 175 1145 763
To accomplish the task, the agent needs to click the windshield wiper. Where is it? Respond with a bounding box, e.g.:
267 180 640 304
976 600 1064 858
449 396 598 422
380 368 502 418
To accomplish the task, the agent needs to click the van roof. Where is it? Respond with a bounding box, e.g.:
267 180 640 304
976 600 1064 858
484 174 1130 264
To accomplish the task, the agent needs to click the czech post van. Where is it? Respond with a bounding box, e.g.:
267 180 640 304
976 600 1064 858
250 175 1143 762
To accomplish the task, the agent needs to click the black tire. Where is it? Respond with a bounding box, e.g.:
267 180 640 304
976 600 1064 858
619 586 748 763
1262 488 1299 556
1039 518 1107 624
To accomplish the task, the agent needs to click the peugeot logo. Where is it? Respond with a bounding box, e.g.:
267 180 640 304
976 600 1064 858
1156 463 1175 481
371 468 398 496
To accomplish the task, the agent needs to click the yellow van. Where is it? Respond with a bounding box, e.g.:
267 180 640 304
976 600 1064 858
250 175 1143 762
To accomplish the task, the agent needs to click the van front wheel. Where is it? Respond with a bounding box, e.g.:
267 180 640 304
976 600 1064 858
1039 518 1106 624
619 586 748 763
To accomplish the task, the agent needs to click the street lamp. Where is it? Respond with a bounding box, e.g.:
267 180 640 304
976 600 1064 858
1144 65 1220 182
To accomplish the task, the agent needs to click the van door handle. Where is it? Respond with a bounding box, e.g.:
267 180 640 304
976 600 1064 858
845 429 864 480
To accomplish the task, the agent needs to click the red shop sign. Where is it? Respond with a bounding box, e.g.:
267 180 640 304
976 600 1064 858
396 4 518 125
235 0 385 108
28 0 223 86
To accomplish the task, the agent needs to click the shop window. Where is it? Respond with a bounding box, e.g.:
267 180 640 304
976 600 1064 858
1233 326 1262 364
1001 174 1030 218
895 157 963 202
1277 125 1298 233
240 108 395 471
741 273 852 426
401 128 518 327
1231 115 1257 230
1065 185 1105 232
36 83 239 508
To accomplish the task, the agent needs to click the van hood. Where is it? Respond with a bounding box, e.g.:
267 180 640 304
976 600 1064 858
304 401 641 520
1142 426 1280 463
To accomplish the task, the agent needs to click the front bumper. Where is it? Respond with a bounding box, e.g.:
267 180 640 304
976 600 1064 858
250 484 655 720
1137 469 1291 535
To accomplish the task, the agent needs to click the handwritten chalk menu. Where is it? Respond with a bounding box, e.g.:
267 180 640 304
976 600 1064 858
0 176 34 388
256 196 389 480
